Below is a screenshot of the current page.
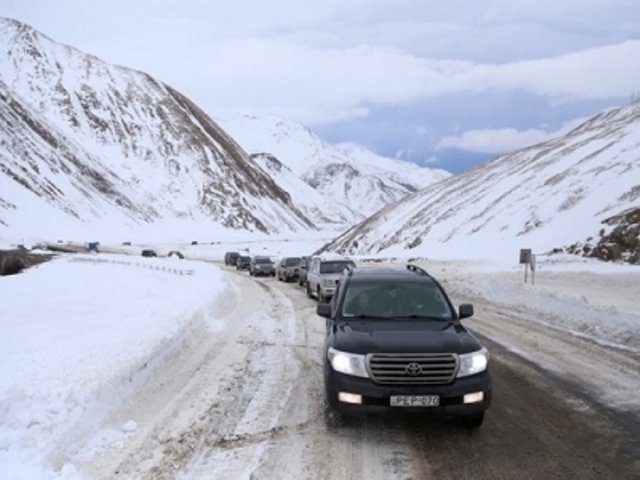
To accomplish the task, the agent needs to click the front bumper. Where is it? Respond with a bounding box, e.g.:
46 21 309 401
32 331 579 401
320 286 337 297
325 365 492 417
253 268 274 276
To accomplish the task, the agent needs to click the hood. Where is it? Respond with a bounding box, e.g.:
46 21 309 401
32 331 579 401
332 319 481 354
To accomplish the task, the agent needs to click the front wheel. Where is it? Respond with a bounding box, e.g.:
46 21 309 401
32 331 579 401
323 399 346 428
306 282 313 298
459 412 484 429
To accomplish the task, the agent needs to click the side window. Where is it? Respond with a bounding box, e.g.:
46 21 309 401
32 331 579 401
311 258 319 273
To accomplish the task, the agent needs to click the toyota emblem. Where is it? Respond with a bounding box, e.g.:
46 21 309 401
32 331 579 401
405 362 422 376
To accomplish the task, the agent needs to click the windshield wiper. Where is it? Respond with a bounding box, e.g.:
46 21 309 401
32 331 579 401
393 315 452 321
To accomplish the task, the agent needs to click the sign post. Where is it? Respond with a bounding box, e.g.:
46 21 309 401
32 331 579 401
519 248 532 284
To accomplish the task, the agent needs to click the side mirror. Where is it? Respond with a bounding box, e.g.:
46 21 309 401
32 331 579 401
316 303 331 318
458 303 474 319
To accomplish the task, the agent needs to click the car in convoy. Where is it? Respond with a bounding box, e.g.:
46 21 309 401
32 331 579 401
224 251 240 266
249 256 276 277
141 249 157 258
296 256 311 286
305 255 356 302
235 255 251 271
315 264 492 428
276 256 302 282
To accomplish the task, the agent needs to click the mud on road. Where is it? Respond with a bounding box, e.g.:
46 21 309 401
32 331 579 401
81 262 640 479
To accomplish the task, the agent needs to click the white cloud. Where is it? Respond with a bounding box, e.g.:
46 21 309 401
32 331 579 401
4 1 640 127
435 117 588 154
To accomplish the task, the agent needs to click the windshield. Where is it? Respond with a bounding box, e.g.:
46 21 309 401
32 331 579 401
320 261 354 274
341 283 453 320
285 257 301 266
255 257 272 264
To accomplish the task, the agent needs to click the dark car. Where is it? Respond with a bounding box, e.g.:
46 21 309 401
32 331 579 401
296 256 311 286
224 251 240 266
249 256 275 277
141 249 157 258
276 256 302 282
236 255 251 270
315 264 492 429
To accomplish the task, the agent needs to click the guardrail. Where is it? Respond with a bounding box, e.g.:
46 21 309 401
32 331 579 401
70 256 195 276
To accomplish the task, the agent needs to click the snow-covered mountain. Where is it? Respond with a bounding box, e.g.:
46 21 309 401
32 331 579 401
248 152 363 229
322 102 640 263
0 18 315 240
218 115 451 220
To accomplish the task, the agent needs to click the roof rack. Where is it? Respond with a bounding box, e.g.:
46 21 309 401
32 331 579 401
406 264 429 276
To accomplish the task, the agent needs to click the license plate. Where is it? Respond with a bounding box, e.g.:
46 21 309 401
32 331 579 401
390 395 440 407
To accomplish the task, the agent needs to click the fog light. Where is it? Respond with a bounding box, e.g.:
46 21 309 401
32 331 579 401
338 392 362 404
463 392 484 404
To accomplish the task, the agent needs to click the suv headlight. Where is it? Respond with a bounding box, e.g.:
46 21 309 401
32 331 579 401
328 347 369 378
457 348 489 378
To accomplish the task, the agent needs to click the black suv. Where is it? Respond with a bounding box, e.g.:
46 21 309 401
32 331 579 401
224 251 240 266
236 255 251 271
250 256 275 277
315 264 491 428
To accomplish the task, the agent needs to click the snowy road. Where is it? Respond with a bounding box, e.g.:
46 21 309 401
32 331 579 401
80 263 425 479
78 260 640 479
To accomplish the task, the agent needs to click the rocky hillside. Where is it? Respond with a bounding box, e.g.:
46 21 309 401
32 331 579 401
0 18 314 240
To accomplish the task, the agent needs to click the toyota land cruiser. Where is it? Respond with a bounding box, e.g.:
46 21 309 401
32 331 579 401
315 264 492 428
306 255 356 302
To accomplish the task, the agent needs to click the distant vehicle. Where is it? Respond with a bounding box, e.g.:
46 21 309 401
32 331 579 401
168 250 184 259
224 251 240 266
236 255 251 270
86 242 99 253
122 241 132 246
191 240 198 245
276 256 302 282
306 255 356 302
249 256 276 277
296 256 311 286
316 264 491 429
141 249 157 258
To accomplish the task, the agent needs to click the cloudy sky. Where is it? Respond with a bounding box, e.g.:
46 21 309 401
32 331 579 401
3 1 640 173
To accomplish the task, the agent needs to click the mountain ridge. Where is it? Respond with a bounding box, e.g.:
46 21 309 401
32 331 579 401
321 101 640 263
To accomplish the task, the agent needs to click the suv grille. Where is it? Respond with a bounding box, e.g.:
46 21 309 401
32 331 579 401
367 353 458 384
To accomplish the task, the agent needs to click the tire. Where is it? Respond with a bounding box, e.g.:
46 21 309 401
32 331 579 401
306 282 313 298
459 412 484 429
323 399 346 428
317 287 323 302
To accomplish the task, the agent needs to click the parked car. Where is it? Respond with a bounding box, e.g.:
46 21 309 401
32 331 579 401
276 256 302 282
141 249 157 258
296 256 311 286
236 255 251 270
306 255 355 302
316 263 492 428
224 251 240 266
250 256 275 277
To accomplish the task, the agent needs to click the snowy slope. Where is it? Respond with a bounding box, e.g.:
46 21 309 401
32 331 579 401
219 114 451 218
0 18 314 241
323 102 640 261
